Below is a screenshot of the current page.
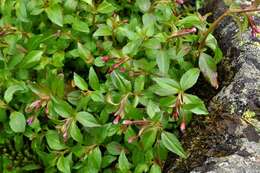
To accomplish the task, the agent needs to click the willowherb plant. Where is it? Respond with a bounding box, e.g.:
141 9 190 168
0 0 259 172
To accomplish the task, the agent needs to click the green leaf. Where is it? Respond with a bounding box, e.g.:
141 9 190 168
183 94 208 115
153 77 180 95
180 68 200 91
15 0 29 22
122 39 143 55
81 0 93 6
177 15 201 28
45 4 63 27
69 121 83 143
52 98 74 118
20 50 43 69
102 155 117 168
9 112 26 133
76 111 100 127
146 100 160 119
156 50 169 75
199 53 219 89
119 151 131 172
93 25 112 37
89 67 100 90
87 147 102 171
150 164 161 173
161 131 187 158
206 34 218 51
134 75 145 92
77 42 91 62
4 84 24 103
136 0 151 12
111 71 131 93
74 73 88 91
106 142 123 155
72 19 89 33
57 155 71 173
46 130 67 150
141 128 157 150
97 1 116 14
143 38 161 49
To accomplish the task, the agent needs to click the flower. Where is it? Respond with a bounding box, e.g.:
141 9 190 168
26 116 34 125
122 120 133 125
248 16 260 38
176 0 184 5
101 55 110 62
180 121 186 132
113 115 121 124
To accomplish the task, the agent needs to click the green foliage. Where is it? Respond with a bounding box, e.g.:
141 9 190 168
1 0 245 172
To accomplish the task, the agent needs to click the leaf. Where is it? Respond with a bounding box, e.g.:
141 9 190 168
206 34 218 51
146 100 160 119
119 151 131 172
15 0 29 22
134 75 145 92
156 50 169 75
97 1 116 14
153 77 180 95
20 50 43 69
46 130 67 150
45 4 63 27
183 94 208 115
136 0 151 12
141 128 157 150
9 112 26 133
89 67 100 90
72 18 89 33
161 131 187 158
143 38 161 49
52 98 74 118
74 73 88 91
69 121 83 143
4 84 24 103
111 71 131 93
76 111 100 127
199 53 219 89
57 155 71 173
150 164 161 173
180 68 200 91
106 142 123 155
87 147 102 171
81 0 93 6
93 25 112 37
102 155 117 168
122 39 143 55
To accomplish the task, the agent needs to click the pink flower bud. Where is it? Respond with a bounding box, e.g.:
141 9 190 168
122 120 133 125
63 131 68 141
119 67 126 73
101 56 110 62
180 121 186 132
30 100 42 110
26 116 34 125
176 0 184 5
173 111 179 120
113 115 121 124
128 136 137 143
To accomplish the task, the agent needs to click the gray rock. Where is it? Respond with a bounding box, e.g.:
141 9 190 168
190 0 260 173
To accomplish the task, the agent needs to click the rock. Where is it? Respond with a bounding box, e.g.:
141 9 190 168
189 0 260 173
165 1 260 172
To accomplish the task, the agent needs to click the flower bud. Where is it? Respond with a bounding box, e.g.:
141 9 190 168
101 56 110 62
176 0 184 5
180 121 186 132
128 135 138 143
26 116 34 125
113 115 121 124
122 120 133 125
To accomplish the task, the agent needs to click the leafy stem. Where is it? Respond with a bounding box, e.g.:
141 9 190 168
198 7 260 55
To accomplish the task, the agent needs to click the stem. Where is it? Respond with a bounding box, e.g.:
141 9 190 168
198 7 260 54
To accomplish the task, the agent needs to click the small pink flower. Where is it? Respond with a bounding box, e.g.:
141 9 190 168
122 120 133 125
63 131 68 142
113 115 121 124
26 116 34 125
180 121 186 132
119 67 126 73
101 56 110 62
30 100 42 110
176 0 184 5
